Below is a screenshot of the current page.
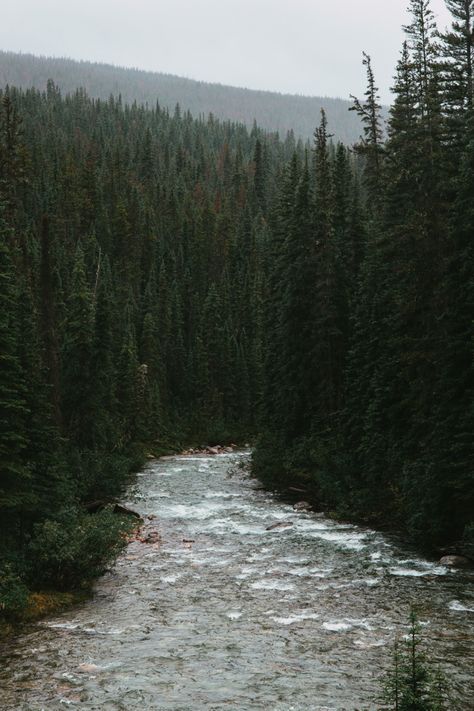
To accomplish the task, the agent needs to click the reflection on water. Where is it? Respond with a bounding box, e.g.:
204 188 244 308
1 452 473 710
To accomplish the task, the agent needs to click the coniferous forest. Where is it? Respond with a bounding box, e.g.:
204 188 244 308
0 0 473 620
0 50 366 145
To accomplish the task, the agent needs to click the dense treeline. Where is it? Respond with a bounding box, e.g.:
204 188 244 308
255 0 474 553
0 0 472 621
0 50 367 144
0 83 283 617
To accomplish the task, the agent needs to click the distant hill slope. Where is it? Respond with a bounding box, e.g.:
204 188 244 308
0 50 365 144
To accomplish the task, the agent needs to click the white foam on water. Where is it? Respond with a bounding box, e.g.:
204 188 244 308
246 550 273 562
397 559 449 574
389 567 425 577
239 565 260 576
449 600 474 613
323 621 353 632
158 502 231 520
175 456 214 463
308 529 367 551
226 611 243 620
276 555 310 565
354 638 386 648
204 491 244 499
295 520 331 533
230 521 267 535
271 612 320 625
251 579 296 591
389 564 448 577
323 618 373 633
267 509 295 520
160 574 181 584
45 622 79 630
267 565 332 578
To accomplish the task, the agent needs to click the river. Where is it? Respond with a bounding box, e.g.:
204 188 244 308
1 451 473 710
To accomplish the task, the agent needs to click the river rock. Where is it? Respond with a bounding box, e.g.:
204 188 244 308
439 555 471 568
141 529 161 544
206 446 220 455
266 521 294 531
77 663 101 673
113 503 142 519
293 501 311 512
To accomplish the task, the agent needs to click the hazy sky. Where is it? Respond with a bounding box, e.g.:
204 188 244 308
1 0 452 102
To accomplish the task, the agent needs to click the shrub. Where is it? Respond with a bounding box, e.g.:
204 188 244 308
26 509 136 590
0 562 30 620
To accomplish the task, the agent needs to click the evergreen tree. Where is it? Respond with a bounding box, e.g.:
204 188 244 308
0 217 32 540
61 243 95 447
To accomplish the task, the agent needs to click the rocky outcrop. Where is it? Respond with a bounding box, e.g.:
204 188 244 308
439 555 471 568
293 501 311 512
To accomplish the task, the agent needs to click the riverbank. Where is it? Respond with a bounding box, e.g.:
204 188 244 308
0 437 247 639
0 591 89 640
251 451 474 566
0 511 141 640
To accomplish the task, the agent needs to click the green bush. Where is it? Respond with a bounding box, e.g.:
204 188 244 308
0 562 30 620
26 509 136 590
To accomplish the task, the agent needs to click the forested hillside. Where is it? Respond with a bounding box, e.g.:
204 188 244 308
255 0 474 552
0 51 364 144
0 0 472 621
0 84 281 617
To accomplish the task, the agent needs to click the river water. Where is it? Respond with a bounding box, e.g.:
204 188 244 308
1 452 473 710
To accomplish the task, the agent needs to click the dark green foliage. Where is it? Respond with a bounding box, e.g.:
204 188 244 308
0 0 473 618
0 223 33 537
255 0 474 552
0 77 273 614
0 562 30 620
26 509 136 590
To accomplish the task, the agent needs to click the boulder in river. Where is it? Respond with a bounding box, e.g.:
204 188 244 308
206 446 220 455
266 521 294 531
439 555 471 568
77 663 102 674
140 529 161 544
293 501 311 512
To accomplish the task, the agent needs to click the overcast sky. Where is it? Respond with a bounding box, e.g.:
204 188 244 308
1 0 452 103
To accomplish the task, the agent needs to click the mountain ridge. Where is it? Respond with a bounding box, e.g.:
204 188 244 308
0 49 365 143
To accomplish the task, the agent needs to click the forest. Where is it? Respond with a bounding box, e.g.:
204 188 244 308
0 0 473 620
0 50 365 144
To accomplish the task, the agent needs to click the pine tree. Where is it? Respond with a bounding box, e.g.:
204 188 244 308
349 53 385 204
61 243 95 447
0 217 32 540
381 611 452 710
439 0 474 118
